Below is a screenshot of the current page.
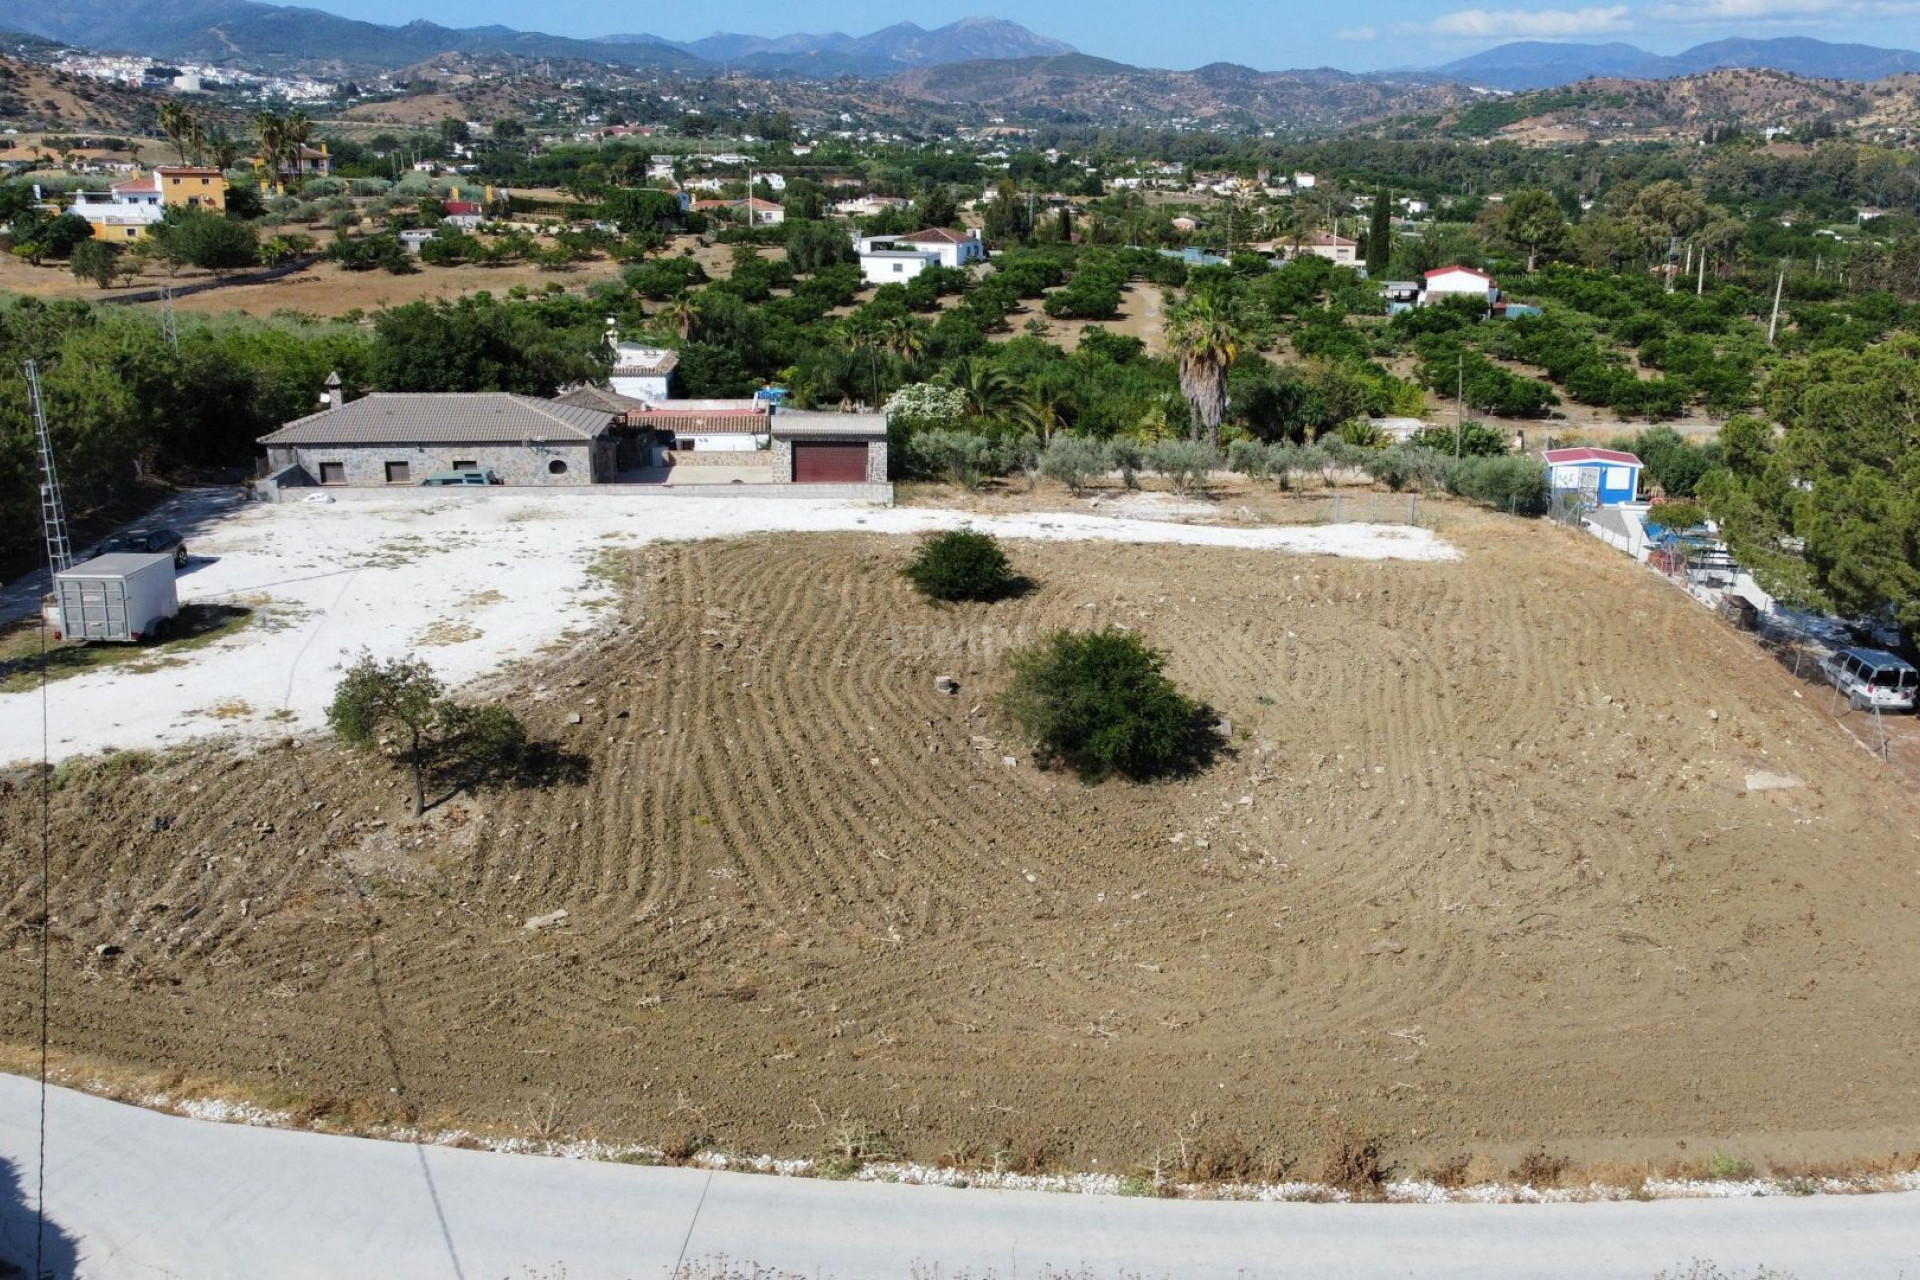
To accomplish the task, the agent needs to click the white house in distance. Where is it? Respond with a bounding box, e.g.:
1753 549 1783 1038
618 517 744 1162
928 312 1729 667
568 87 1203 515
1269 231 1358 267
1420 265 1498 307
855 227 986 284
607 328 679 401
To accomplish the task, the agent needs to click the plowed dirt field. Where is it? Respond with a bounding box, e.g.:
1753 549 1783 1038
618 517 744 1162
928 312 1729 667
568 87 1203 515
6 510 1920 1174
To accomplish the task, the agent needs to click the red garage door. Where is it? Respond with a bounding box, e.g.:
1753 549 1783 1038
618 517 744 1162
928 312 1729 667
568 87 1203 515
793 441 869 483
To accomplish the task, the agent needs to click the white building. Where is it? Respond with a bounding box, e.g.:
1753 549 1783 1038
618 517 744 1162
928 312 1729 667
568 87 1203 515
628 399 770 460
1293 171 1317 189
1421 265 1497 306
608 333 679 401
855 227 986 284
1273 232 1358 267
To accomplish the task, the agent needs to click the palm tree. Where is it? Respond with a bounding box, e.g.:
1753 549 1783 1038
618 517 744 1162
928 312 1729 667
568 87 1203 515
1163 291 1245 449
941 356 1016 422
254 111 285 179
879 315 927 365
1015 380 1077 447
206 129 241 172
281 113 313 177
159 102 193 163
661 294 700 342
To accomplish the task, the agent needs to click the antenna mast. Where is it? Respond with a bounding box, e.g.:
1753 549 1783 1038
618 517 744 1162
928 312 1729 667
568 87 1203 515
26 360 75 574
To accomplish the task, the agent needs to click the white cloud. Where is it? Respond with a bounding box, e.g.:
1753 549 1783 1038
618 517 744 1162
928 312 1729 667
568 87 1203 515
1336 25 1381 39
1648 0 1836 17
1425 5 1635 36
1647 0 1920 18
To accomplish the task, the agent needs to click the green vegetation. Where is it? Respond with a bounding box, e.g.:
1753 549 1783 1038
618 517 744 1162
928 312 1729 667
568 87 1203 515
0 604 254 694
1001 627 1215 782
326 652 535 815
901 528 1017 603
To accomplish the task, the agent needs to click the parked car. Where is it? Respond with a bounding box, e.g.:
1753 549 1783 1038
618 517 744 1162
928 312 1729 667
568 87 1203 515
420 469 502 487
92 527 187 568
1819 647 1919 712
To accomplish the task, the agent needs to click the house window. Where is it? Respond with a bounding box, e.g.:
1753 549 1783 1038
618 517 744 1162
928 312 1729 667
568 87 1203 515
318 462 346 485
385 460 411 484
892 263 904 273
452 460 477 471
675 438 696 451
1604 466 1630 490
548 458 569 475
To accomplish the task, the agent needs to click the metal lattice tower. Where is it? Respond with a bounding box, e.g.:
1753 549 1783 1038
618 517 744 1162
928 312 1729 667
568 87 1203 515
26 360 74 574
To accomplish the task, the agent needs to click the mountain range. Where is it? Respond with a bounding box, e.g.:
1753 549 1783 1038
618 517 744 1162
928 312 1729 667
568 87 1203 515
1436 37 1920 91
5 2 1074 75
605 19 1074 77
11 0 1920 96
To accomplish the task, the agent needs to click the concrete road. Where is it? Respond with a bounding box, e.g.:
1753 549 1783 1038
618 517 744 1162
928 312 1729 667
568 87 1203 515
2 1073 1914 1279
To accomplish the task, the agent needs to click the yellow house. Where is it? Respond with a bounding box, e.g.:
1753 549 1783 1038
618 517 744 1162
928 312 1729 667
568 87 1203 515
73 166 228 240
158 166 227 212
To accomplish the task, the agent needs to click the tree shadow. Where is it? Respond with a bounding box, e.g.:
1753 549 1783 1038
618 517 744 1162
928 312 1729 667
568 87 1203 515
0 1150 81 1280
425 737 593 812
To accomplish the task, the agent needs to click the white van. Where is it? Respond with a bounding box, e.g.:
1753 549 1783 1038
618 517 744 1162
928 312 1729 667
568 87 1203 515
1820 647 1918 712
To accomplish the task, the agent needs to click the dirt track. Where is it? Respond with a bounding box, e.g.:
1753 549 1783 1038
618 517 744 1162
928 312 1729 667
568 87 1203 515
6 506 1920 1176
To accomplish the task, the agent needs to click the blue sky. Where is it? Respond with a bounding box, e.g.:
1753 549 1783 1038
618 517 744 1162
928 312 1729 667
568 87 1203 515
309 0 1920 69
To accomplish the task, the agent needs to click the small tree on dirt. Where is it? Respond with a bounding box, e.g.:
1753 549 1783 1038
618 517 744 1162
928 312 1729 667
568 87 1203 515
326 652 531 815
1037 435 1109 493
1001 627 1216 782
1144 439 1220 494
903 528 1017 603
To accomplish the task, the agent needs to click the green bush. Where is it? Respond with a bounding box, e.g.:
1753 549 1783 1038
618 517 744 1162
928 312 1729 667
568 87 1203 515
1037 435 1110 491
1144 439 1220 493
1449 454 1550 515
902 528 1017 602
1001 627 1215 781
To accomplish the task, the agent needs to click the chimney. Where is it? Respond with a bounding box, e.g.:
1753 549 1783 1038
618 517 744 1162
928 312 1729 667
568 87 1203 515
324 370 344 411
605 316 619 353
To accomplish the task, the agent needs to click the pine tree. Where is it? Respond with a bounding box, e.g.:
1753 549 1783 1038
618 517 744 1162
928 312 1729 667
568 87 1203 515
1366 189 1392 275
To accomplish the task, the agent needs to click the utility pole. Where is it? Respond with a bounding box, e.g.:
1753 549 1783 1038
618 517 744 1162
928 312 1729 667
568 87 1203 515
1767 267 1785 346
1697 248 1706 296
159 282 178 350
1455 350 1465 460
26 360 74 575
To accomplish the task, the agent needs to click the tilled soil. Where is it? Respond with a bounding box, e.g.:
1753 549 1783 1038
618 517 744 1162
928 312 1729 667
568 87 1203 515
6 511 1920 1175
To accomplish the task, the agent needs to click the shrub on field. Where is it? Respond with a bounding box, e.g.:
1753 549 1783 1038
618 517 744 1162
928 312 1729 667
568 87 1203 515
1144 439 1220 493
1226 438 1271 478
1366 445 1457 493
1317 1122 1388 1196
1037 435 1110 492
900 429 1035 488
902 528 1017 603
1449 454 1550 516
1001 627 1216 781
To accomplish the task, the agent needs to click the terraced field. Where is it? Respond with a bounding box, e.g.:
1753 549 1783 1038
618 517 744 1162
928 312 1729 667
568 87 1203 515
5 511 1920 1175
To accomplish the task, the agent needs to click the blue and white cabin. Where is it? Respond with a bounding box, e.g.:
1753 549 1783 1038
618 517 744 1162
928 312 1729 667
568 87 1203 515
1544 447 1643 507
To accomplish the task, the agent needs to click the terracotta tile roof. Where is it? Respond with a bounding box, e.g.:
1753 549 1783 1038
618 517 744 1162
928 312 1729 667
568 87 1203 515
554 385 652 415
899 227 973 244
257 393 613 446
611 349 680 377
1426 265 1492 280
634 411 768 435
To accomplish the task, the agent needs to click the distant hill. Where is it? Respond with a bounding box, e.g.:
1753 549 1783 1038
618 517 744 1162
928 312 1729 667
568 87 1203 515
888 55 1473 131
604 18 1074 77
11 2 1072 77
1437 36 1920 91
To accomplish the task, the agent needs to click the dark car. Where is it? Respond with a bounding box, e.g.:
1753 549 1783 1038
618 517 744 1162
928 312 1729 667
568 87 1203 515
94 527 188 568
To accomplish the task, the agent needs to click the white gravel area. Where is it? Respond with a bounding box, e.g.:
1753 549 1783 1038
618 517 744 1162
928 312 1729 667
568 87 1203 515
1 488 1459 763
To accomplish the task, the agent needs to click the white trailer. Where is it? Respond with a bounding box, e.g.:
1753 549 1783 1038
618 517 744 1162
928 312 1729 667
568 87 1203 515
48 553 180 643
